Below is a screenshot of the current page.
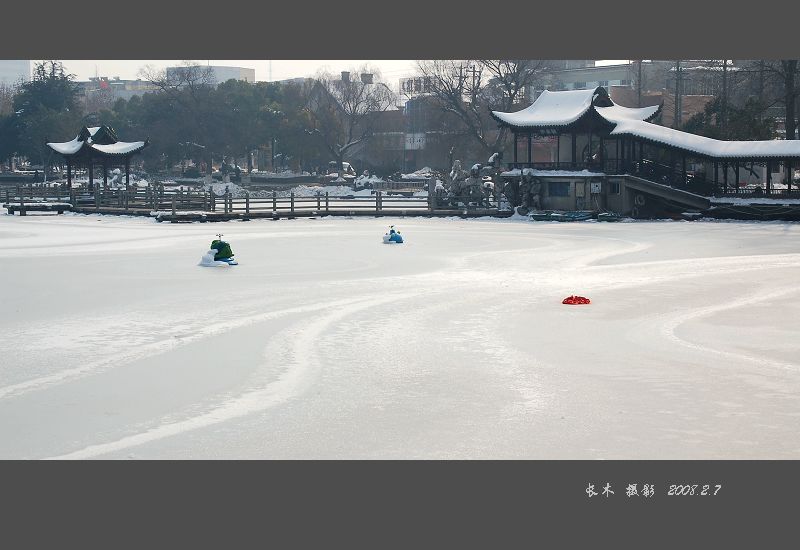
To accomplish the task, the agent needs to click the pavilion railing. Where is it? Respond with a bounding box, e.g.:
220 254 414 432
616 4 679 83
503 159 798 198
630 159 798 198
505 160 632 174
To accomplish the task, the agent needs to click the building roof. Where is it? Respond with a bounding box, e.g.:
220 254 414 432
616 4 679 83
494 86 800 161
610 119 800 159
490 87 660 129
47 126 148 158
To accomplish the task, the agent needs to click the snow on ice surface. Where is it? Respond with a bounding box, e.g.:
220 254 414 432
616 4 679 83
1 215 800 459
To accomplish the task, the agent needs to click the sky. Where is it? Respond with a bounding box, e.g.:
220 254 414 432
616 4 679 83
53 59 627 83
56 60 419 83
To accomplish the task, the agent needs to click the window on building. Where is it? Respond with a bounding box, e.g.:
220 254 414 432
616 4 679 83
573 82 586 90
599 80 609 87
620 79 631 86
609 181 620 194
548 181 571 197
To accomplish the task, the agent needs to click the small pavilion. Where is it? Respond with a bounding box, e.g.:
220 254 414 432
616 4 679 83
46 126 149 191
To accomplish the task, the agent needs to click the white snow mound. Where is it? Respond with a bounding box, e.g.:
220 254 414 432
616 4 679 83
198 249 230 267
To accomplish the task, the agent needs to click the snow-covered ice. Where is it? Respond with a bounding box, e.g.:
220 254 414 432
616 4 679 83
1 214 799 459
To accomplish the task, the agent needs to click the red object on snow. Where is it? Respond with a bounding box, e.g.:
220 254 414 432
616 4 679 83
562 295 591 305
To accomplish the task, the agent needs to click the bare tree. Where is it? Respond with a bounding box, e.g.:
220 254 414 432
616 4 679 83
138 61 217 172
767 60 799 140
738 60 799 140
305 66 395 171
0 82 17 116
138 61 215 96
416 59 549 155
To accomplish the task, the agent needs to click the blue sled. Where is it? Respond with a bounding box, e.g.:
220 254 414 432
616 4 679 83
383 233 404 244
218 257 239 265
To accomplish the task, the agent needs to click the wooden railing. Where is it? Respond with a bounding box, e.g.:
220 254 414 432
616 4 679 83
504 159 798 198
2 184 456 216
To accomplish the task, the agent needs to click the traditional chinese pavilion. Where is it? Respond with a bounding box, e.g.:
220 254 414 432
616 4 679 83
491 87 800 214
46 126 149 191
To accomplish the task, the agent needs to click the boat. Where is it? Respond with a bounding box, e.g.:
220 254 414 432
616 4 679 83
597 211 624 222
382 225 404 243
529 210 594 222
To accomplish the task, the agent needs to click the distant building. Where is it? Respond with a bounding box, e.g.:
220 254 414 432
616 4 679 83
274 77 310 86
399 76 434 98
354 96 471 172
78 77 159 101
75 77 160 113
165 65 255 87
544 60 596 70
533 61 671 96
0 60 30 87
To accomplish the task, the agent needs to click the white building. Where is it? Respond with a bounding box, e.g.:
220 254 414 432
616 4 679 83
0 60 31 87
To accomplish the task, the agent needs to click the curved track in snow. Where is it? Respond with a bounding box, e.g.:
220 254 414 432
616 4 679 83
1 214 799 459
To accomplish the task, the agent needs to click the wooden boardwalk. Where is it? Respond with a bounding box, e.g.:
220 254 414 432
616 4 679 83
3 201 73 215
4 183 508 221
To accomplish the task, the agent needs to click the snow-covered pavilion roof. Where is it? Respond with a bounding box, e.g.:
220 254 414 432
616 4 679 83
47 126 148 158
595 104 661 124
490 87 660 129
493 86 800 160
611 119 800 159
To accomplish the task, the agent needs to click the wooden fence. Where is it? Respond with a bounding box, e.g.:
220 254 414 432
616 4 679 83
2 182 505 219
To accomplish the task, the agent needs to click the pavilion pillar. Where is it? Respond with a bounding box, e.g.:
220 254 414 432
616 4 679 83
619 137 625 173
639 141 643 165
513 132 518 165
787 159 793 193
723 162 728 192
682 154 687 186
766 160 772 193
66 159 72 188
527 133 532 165
669 149 676 185
571 132 577 169
714 161 720 193
556 135 561 166
588 132 592 165
735 162 740 192
125 158 130 187
599 137 604 172
89 157 94 193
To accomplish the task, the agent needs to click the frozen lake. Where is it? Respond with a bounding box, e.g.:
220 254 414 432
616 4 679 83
1 213 799 459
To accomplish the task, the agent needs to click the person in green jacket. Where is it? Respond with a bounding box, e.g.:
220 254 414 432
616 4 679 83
210 234 234 260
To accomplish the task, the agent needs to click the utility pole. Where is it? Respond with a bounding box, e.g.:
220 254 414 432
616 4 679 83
673 60 682 128
469 64 479 90
721 59 728 137
637 60 643 107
